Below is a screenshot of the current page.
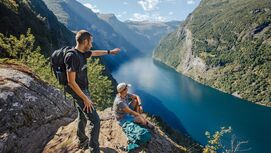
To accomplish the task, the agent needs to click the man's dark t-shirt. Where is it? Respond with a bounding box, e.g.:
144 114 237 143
64 49 92 90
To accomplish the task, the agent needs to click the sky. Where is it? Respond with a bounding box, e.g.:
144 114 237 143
76 0 201 22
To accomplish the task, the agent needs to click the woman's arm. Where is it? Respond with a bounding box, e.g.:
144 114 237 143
123 106 140 117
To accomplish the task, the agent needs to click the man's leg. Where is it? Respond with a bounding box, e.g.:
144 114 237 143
80 90 100 153
75 99 101 152
86 109 100 153
66 86 89 144
66 86 101 152
76 106 88 142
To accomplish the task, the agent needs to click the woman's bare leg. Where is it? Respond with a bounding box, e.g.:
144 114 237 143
130 99 142 113
134 115 147 125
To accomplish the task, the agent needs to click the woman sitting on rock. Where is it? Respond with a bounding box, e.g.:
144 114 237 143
112 82 154 129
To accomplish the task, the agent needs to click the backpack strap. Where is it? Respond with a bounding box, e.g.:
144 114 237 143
64 85 66 103
64 48 78 59
64 48 81 73
63 48 79 106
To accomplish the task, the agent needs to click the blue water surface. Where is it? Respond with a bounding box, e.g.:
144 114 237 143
112 57 271 153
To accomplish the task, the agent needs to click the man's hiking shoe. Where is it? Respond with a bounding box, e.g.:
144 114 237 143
146 121 155 130
79 138 89 149
115 145 127 152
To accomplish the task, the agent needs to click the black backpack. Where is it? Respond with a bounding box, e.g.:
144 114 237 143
50 46 77 85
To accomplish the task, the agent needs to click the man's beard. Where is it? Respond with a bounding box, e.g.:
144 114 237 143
85 42 91 51
84 45 91 51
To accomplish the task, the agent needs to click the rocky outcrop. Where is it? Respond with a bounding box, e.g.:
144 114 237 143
0 63 189 153
0 64 75 153
175 22 207 78
43 108 187 153
153 15 207 81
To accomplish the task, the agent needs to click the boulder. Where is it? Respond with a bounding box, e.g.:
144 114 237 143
0 64 75 153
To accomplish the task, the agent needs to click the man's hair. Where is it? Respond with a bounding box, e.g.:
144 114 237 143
76 30 92 44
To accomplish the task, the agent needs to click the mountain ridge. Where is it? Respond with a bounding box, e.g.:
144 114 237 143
98 13 181 55
0 0 74 56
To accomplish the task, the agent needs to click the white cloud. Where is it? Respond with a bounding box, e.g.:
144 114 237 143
138 0 160 11
123 1 128 5
167 0 177 4
168 11 173 15
130 13 150 21
152 13 166 21
83 3 100 13
129 13 166 22
187 0 195 5
164 0 176 2
116 11 127 19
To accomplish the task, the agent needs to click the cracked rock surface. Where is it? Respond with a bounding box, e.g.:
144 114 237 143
43 108 187 153
0 64 75 153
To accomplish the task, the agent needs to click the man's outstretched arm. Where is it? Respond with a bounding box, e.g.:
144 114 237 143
91 48 121 57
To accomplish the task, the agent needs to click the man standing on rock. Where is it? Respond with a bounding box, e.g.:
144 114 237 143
64 30 120 153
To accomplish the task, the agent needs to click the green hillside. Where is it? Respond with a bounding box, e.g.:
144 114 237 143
153 0 271 106
0 0 74 56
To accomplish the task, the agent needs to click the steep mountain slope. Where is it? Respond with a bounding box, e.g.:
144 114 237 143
0 0 74 56
153 0 271 106
97 13 151 53
98 14 180 54
42 0 143 70
125 20 181 54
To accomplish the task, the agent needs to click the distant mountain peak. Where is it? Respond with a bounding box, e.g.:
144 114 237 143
124 20 181 26
97 13 118 21
125 20 162 24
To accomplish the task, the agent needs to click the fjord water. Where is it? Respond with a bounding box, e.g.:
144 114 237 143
112 57 271 153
